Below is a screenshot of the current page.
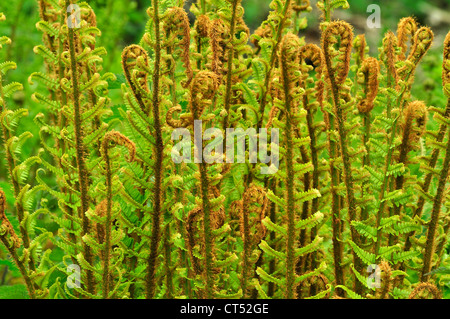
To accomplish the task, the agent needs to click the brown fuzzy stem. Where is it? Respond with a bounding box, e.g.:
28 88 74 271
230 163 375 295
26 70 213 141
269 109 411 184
421 127 450 281
145 0 164 299
65 0 95 294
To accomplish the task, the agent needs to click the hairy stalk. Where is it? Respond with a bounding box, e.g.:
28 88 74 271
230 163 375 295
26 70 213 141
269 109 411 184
65 0 95 294
191 71 218 298
322 21 363 294
222 0 240 133
390 102 427 245
421 127 450 281
375 28 433 258
280 33 300 299
298 44 323 294
257 0 292 128
0 76 36 273
101 131 135 298
404 32 450 253
145 0 164 299
374 118 398 256
0 190 35 298
163 224 174 298
267 179 277 298
320 81 344 295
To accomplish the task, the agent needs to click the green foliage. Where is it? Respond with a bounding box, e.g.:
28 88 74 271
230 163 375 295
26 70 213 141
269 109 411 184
0 0 449 300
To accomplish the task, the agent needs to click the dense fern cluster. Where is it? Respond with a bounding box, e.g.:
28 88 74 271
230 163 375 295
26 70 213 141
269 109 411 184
0 0 450 299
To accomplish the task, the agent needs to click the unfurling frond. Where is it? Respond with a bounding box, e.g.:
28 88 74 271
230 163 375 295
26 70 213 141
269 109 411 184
357 57 379 113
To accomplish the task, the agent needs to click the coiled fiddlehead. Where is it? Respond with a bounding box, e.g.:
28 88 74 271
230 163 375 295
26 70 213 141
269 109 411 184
121 44 150 115
356 57 379 114
409 282 442 299
398 26 434 89
162 6 193 88
396 17 418 61
322 21 353 86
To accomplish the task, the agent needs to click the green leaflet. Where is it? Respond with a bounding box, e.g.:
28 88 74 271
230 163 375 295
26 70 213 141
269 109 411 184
335 285 366 299
256 267 285 287
351 221 377 240
330 0 350 10
295 236 323 258
350 263 374 290
348 240 376 265
295 261 327 284
305 285 332 299
294 188 321 203
33 45 58 64
392 250 421 264
296 211 324 230
262 216 287 236
0 61 16 74
252 278 270 299
35 21 59 38
266 189 286 207
259 240 285 260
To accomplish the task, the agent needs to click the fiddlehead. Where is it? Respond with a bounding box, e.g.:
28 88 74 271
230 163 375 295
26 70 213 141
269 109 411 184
409 282 442 299
356 57 379 114
121 44 150 115
396 17 418 61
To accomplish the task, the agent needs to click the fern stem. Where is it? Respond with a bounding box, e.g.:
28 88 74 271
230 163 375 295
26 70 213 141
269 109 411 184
145 0 164 299
360 112 371 222
241 197 251 298
0 238 35 299
280 35 297 299
330 80 364 294
320 97 345 296
374 118 398 257
303 93 320 294
257 0 292 128
297 145 310 284
404 99 450 253
0 65 36 274
324 41 363 293
65 0 95 295
101 148 112 299
421 127 450 281
222 0 239 134
267 179 277 298
163 224 174 298
199 161 214 298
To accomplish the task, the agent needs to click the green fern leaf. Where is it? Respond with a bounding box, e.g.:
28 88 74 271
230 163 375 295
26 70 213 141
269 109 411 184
348 240 376 264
